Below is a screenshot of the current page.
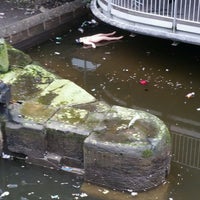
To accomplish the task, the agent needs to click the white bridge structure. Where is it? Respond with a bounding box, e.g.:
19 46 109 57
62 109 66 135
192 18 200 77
90 0 200 45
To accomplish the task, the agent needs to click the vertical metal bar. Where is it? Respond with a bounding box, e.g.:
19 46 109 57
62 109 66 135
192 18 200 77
172 0 178 32
146 0 149 12
197 0 200 21
193 139 197 168
150 0 152 13
130 0 133 10
172 133 176 161
142 0 145 12
192 0 196 21
183 0 187 19
158 0 162 15
185 137 190 165
189 138 193 167
179 0 183 20
177 134 181 163
107 0 112 17
154 0 157 14
171 0 173 17
197 140 200 168
181 136 185 163
188 0 192 20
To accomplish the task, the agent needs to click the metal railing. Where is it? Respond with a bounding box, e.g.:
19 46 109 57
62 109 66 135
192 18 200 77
110 0 200 21
91 0 200 45
172 132 200 169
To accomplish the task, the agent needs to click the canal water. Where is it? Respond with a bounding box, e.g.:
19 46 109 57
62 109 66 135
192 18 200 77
1 18 200 199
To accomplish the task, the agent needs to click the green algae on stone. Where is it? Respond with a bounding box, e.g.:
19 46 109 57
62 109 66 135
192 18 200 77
0 38 9 73
10 64 56 101
0 68 22 84
39 79 96 107
73 101 111 113
51 106 88 125
7 45 32 68
142 149 153 158
20 101 58 124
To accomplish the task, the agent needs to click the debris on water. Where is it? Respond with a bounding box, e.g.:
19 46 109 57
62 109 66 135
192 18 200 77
60 182 69 185
129 33 136 37
51 194 60 199
61 166 73 172
56 37 62 40
7 184 18 189
20 197 29 200
80 193 88 197
28 192 34 196
78 19 98 33
72 192 88 198
78 27 84 33
55 37 62 44
196 108 200 111
0 191 10 198
98 189 109 194
72 185 80 189
54 52 61 55
102 189 109 194
1 152 12 160
146 51 151 55
131 192 138 196
81 19 98 27
185 92 195 98
139 79 148 85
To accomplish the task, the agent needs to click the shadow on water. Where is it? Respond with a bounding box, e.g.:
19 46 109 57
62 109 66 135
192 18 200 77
19 18 200 200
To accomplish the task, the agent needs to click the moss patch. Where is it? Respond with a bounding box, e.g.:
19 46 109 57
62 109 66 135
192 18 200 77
142 149 153 158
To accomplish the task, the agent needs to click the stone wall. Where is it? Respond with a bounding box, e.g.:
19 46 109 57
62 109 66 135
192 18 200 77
0 43 172 192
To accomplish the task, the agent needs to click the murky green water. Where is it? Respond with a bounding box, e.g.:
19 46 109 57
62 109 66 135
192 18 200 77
0 159 200 200
1 18 200 199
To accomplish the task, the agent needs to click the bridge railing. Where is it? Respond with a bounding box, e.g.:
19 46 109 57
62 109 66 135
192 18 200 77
96 0 200 41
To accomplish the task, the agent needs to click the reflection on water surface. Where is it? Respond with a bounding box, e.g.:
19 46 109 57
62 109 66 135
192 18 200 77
4 19 199 199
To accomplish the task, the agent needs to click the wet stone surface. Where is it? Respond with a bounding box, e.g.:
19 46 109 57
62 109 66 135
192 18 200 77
84 106 171 192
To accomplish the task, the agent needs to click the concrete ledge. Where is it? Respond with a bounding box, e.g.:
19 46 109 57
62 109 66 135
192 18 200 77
84 105 171 192
0 0 88 49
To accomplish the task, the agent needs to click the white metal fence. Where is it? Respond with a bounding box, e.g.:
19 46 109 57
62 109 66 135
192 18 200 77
108 0 200 22
172 132 200 169
92 0 200 45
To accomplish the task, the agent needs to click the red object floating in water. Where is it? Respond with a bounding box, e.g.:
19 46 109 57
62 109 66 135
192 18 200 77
139 80 148 85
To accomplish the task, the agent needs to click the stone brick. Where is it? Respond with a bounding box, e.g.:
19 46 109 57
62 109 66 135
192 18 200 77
84 106 171 192
5 121 46 157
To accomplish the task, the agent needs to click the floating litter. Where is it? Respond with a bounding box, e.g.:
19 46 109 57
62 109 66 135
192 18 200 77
51 194 60 199
1 152 12 160
131 192 138 196
139 80 148 85
7 184 18 189
54 52 60 55
185 92 195 98
0 191 10 198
